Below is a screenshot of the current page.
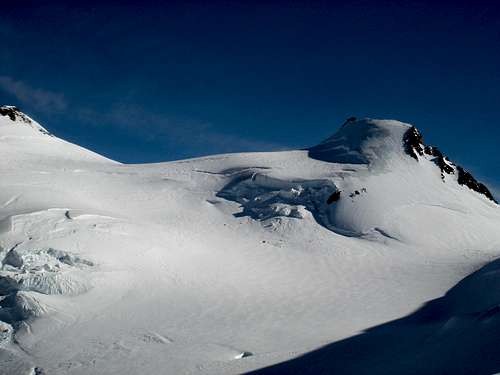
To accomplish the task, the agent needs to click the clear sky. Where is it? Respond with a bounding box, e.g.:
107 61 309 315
0 0 499 196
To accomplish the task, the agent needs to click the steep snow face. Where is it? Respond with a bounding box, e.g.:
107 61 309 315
0 109 499 375
308 118 412 165
0 105 115 164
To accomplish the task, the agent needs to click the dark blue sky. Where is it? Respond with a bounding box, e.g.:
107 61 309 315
0 1 499 195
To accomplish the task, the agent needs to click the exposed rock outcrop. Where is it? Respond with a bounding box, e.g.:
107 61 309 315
456 166 497 203
0 106 32 123
403 126 425 161
0 106 52 136
403 126 497 203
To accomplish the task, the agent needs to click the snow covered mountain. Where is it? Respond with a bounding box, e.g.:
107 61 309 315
0 106 499 375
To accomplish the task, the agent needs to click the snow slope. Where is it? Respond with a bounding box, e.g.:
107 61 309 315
252 257 500 374
0 108 499 375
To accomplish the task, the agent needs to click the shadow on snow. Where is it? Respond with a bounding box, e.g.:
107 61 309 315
248 258 500 375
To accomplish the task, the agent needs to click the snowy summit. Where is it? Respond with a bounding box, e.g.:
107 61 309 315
0 107 499 375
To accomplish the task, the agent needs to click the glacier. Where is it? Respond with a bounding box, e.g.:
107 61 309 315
0 106 499 374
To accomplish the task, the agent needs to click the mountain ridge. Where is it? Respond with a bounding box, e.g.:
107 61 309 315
2 107 495 203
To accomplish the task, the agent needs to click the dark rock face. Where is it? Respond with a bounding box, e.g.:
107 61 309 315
456 166 497 203
341 116 357 128
0 106 17 121
424 145 454 178
0 106 32 123
403 126 425 161
403 126 497 203
327 191 341 204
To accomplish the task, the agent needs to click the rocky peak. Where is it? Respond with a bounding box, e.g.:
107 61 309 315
402 126 497 203
0 105 52 136
0 106 33 124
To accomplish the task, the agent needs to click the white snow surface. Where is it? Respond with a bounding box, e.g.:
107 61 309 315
0 113 499 374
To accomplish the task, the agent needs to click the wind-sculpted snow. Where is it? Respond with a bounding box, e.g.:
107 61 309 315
217 172 339 230
308 118 411 164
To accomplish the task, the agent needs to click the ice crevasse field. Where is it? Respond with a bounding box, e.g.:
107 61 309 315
0 106 499 374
